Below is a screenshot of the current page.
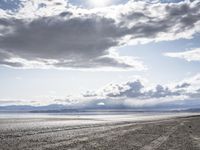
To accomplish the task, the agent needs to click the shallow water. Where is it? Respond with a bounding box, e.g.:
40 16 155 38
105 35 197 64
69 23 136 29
0 112 199 122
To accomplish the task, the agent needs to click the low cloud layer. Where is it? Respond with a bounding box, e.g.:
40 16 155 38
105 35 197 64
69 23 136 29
165 48 200 62
58 74 200 109
0 0 200 69
1 74 200 109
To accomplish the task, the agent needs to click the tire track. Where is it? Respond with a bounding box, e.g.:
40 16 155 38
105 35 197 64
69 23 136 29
139 125 178 150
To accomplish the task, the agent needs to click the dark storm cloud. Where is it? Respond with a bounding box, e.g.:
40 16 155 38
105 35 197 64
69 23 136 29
0 0 199 69
0 51 23 67
0 17 119 60
0 15 144 69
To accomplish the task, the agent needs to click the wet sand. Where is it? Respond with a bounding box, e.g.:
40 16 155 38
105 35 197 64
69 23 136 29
0 115 200 150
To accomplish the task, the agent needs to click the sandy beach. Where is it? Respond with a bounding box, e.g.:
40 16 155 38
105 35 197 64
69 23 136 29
0 114 200 150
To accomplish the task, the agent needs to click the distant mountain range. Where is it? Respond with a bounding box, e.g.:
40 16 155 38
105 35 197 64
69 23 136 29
0 104 66 112
184 108 200 112
0 104 200 113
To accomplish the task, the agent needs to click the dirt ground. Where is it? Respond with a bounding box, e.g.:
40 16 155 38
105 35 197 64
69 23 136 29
0 116 200 150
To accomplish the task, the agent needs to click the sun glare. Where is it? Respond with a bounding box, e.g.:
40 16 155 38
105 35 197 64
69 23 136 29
88 0 112 8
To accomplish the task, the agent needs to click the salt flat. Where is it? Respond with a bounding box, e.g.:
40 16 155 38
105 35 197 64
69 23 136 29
0 113 200 150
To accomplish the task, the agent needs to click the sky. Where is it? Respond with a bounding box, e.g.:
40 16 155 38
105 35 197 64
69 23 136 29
0 0 200 110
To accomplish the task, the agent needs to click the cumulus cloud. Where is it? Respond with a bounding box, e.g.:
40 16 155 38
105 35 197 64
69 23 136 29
64 74 200 109
0 0 199 69
84 79 181 99
165 48 200 61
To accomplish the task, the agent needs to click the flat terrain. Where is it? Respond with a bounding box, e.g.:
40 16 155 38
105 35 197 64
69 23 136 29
0 115 200 150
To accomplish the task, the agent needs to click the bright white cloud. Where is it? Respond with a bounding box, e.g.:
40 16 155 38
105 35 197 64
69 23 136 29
165 48 200 62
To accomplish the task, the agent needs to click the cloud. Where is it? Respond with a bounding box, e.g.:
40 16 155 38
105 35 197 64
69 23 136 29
175 82 191 89
2 74 200 109
84 79 181 99
164 48 200 62
0 2 146 70
74 74 200 109
0 0 200 69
